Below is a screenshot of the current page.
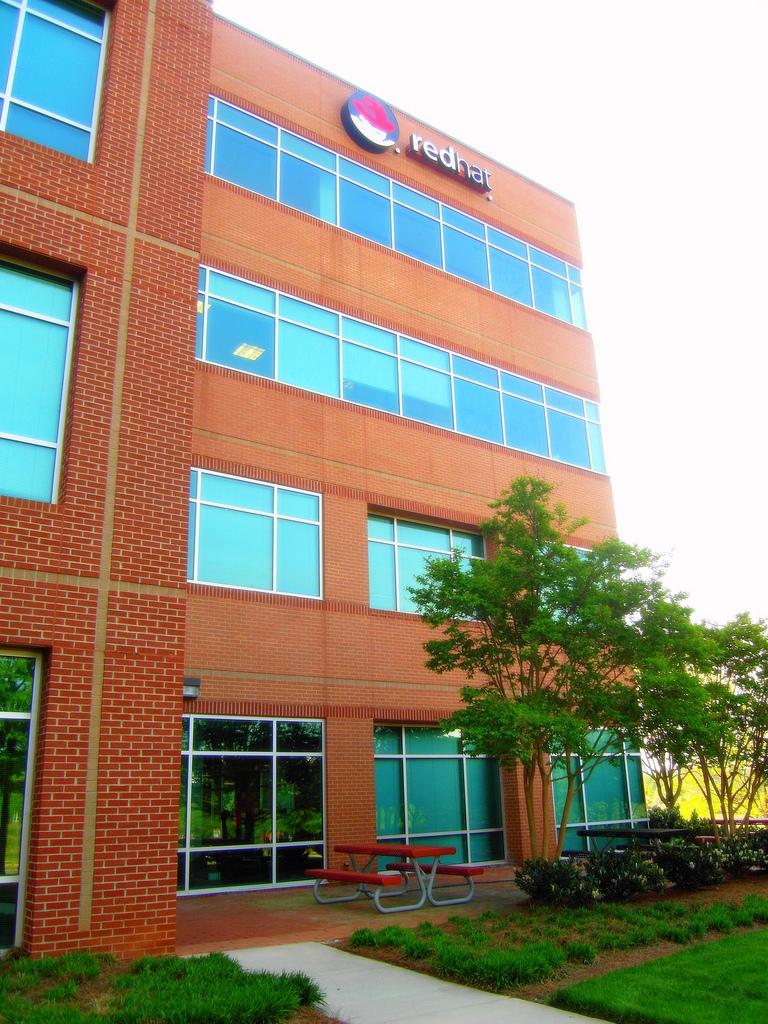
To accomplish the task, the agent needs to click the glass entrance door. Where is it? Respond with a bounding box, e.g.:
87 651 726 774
0 652 39 949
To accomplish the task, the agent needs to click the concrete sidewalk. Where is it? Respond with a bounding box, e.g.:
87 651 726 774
231 942 607 1024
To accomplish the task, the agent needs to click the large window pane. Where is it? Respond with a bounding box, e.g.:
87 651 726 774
212 125 277 198
503 394 548 457
0 720 29 875
342 342 399 413
397 546 447 612
548 410 590 468
280 153 336 223
532 267 571 321
368 541 396 610
374 726 401 755
585 758 629 822
276 519 320 596
406 759 465 833
466 758 502 829
0 656 35 714
443 227 489 287
393 205 442 267
626 757 647 819
0 313 69 442
190 755 272 847
278 321 340 398
196 505 273 590
339 180 392 246
401 362 453 428
1 0 106 159
397 521 450 551
276 757 322 841
490 248 532 305
203 299 275 378
454 378 502 443
14 17 100 125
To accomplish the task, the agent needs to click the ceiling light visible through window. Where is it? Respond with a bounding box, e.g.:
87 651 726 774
234 343 265 360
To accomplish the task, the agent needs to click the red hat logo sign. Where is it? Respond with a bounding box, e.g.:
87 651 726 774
341 90 399 153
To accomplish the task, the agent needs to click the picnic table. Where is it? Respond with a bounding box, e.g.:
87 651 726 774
305 841 483 913
576 827 690 851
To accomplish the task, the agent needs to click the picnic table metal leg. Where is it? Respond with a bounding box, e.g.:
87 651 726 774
373 856 430 913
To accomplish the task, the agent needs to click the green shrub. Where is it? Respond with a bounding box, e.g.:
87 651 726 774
720 836 760 877
655 839 725 889
648 805 688 829
586 850 666 901
349 927 377 948
515 858 593 906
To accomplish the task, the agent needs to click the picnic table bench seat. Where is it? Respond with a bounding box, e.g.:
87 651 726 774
304 867 407 912
384 861 484 905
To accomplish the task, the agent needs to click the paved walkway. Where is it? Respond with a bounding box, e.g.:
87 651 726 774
232 942 606 1024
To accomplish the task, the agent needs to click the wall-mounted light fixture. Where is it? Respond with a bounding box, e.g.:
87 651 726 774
183 676 201 700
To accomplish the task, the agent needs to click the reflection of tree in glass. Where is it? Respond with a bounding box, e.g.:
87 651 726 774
0 657 34 875
276 757 322 840
277 721 322 752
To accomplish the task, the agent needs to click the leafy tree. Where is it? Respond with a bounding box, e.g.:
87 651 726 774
410 476 695 859
690 615 768 835
632 619 712 811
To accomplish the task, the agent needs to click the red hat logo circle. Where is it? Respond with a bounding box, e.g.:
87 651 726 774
341 91 399 153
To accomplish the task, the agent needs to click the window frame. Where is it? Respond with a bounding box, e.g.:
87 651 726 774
196 266 607 474
0 258 78 504
374 725 506 864
178 713 326 894
0 648 43 949
0 0 109 162
367 513 485 614
552 743 648 853
187 468 324 600
205 96 587 330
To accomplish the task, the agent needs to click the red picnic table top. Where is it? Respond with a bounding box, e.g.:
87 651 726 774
335 842 456 859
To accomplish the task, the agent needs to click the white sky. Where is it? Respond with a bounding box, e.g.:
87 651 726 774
213 0 768 625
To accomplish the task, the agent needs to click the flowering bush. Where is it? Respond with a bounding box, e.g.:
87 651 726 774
654 839 725 889
586 849 666 901
515 858 594 906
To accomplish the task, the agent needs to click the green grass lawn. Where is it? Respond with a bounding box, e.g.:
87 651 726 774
551 928 768 1024
346 894 768 992
0 950 324 1024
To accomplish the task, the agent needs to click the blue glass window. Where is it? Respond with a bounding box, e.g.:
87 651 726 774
443 227 489 287
280 153 336 223
393 204 442 268
211 124 277 198
0 262 74 502
342 342 399 413
339 179 392 246
189 471 321 597
587 422 607 473
401 362 452 429
502 395 548 457
490 248 532 305
196 266 605 475
454 379 502 444
202 300 275 378
206 98 588 328
532 267 571 322
278 322 339 397
548 410 590 468
1 0 106 160
368 515 482 613
375 725 504 863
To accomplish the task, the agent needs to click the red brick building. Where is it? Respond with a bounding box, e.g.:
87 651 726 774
0 1 640 957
